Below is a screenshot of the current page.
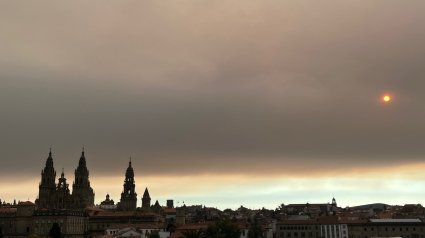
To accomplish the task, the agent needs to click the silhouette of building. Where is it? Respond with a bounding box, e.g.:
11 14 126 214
118 158 137 211
35 148 95 210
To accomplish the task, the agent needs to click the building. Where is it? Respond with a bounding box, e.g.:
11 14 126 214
276 216 348 238
0 201 88 238
99 194 117 211
87 210 165 237
117 159 137 212
141 188 151 213
35 148 95 210
347 219 425 238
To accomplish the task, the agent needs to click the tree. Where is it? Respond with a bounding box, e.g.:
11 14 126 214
247 216 263 238
149 230 160 238
167 223 177 233
204 218 240 238
179 229 205 238
49 222 62 238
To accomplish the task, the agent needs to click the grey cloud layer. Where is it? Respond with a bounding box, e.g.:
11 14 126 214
1 1 425 178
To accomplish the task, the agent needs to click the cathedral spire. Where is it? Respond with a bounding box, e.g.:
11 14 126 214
73 147 95 208
44 147 55 174
119 158 137 211
143 187 150 198
77 147 87 172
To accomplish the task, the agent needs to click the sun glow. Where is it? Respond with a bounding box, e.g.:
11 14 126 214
383 95 390 102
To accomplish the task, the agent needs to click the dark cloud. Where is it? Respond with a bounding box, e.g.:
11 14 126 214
1 0 425 180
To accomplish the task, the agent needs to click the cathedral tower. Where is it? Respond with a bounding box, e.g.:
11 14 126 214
36 148 57 209
118 158 137 211
141 187 151 212
72 148 95 209
54 169 72 209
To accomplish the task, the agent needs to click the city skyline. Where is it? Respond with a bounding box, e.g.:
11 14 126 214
2 147 425 210
2 0 425 210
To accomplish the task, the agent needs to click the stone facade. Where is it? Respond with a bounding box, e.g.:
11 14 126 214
0 201 87 238
347 219 425 238
117 159 137 212
35 149 95 211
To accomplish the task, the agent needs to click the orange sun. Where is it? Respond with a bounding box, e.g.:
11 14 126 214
383 95 390 102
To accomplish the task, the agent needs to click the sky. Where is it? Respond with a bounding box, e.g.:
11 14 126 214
1 0 425 210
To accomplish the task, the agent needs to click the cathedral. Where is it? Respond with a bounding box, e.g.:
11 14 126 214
116 158 137 211
34 148 163 214
35 148 95 210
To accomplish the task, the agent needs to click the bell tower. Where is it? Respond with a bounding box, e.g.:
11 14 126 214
141 187 151 212
54 169 72 210
36 148 57 209
72 148 95 209
119 158 137 211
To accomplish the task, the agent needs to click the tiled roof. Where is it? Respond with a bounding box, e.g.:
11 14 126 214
85 207 105 212
177 223 210 230
277 220 319 225
369 218 422 223
98 235 114 238
164 208 176 213
170 231 184 238
0 208 16 213
341 220 368 224
107 224 159 230
18 201 36 206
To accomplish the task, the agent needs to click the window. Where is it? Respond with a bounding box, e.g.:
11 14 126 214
280 233 283 237
301 232 305 237
294 232 298 237
35 227 38 234
413 228 416 231
371 228 374 231
281 227 283 230
393 228 395 231
36 219 39 224
364 228 367 231
400 228 402 231
287 233 291 237
308 232 313 237
385 228 388 231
